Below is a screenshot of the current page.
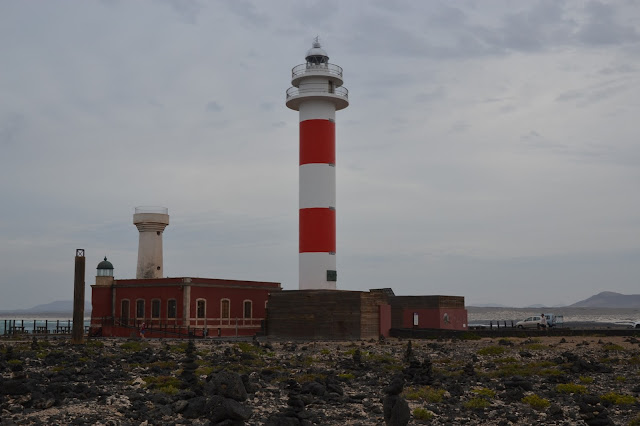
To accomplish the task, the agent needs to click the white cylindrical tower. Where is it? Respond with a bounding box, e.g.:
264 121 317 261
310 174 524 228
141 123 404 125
286 39 349 290
133 206 169 279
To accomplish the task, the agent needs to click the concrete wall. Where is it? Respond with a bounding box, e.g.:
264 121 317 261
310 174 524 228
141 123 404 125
266 290 362 340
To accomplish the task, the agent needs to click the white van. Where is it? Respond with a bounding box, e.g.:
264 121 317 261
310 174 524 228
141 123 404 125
516 313 563 329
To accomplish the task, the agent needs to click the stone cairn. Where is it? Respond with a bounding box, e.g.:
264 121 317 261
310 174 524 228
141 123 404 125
382 374 410 426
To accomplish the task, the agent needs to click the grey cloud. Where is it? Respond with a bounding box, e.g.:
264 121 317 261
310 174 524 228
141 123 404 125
556 89 583 102
414 86 445 103
521 131 566 150
481 97 514 104
520 131 626 165
556 82 630 106
578 1 639 45
427 3 467 27
599 64 636 75
206 101 224 112
449 121 470 133
225 0 269 27
291 0 340 25
161 0 204 24
0 113 26 147
345 1 639 61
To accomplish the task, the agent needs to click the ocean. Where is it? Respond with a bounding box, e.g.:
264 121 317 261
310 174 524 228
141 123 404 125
467 306 640 325
0 315 91 335
1 308 639 335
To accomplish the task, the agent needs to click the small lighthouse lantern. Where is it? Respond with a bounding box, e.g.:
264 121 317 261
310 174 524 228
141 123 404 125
96 257 114 277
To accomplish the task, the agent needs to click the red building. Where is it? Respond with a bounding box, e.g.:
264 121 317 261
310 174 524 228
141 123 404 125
90 258 281 338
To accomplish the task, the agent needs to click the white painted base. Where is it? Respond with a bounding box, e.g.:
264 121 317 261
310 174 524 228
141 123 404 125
299 252 337 290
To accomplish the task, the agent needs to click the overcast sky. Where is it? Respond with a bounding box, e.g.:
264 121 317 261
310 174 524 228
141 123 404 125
1 0 639 310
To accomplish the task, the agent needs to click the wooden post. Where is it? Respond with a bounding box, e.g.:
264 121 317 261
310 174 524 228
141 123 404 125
72 249 86 344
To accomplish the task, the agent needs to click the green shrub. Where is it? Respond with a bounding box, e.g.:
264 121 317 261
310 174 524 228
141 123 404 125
539 368 564 377
143 375 181 390
477 346 506 356
629 414 640 426
492 361 560 378
404 386 446 403
522 394 550 410
464 397 490 410
196 366 215 376
236 342 263 354
615 375 626 382
338 373 355 380
494 356 519 364
297 373 326 383
157 384 179 395
86 340 104 349
556 383 588 394
7 359 22 366
579 376 594 384
166 342 189 353
523 343 547 351
602 343 625 352
600 392 636 405
413 408 434 420
472 388 496 399
120 341 146 352
459 332 481 340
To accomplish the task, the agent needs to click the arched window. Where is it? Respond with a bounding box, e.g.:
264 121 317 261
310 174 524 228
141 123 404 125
196 299 206 319
151 299 161 319
221 299 230 319
243 300 252 319
167 299 177 319
121 299 130 325
136 299 145 319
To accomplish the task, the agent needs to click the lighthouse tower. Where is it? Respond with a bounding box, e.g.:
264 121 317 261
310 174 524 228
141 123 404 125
286 39 349 290
133 206 169 279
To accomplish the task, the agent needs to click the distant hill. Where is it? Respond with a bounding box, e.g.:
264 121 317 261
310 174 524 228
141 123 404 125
467 303 509 308
0 300 91 314
570 292 640 308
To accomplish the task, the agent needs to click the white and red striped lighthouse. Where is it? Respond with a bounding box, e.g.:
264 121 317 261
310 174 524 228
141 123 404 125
286 39 349 290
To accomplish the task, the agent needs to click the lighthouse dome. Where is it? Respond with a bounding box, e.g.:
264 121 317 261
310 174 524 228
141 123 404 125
97 257 113 270
97 257 114 277
305 39 329 64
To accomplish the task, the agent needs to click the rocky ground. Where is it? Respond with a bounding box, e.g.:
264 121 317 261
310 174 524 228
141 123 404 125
1 334 640 425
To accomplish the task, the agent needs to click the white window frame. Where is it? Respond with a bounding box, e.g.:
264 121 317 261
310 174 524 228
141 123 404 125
243 300 253 319
220 298 231 319
135 299 145 319
151 299 161 319
196 298 206 319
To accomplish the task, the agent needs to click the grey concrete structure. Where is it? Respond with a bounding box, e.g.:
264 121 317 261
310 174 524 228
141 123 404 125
133 207 169 279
